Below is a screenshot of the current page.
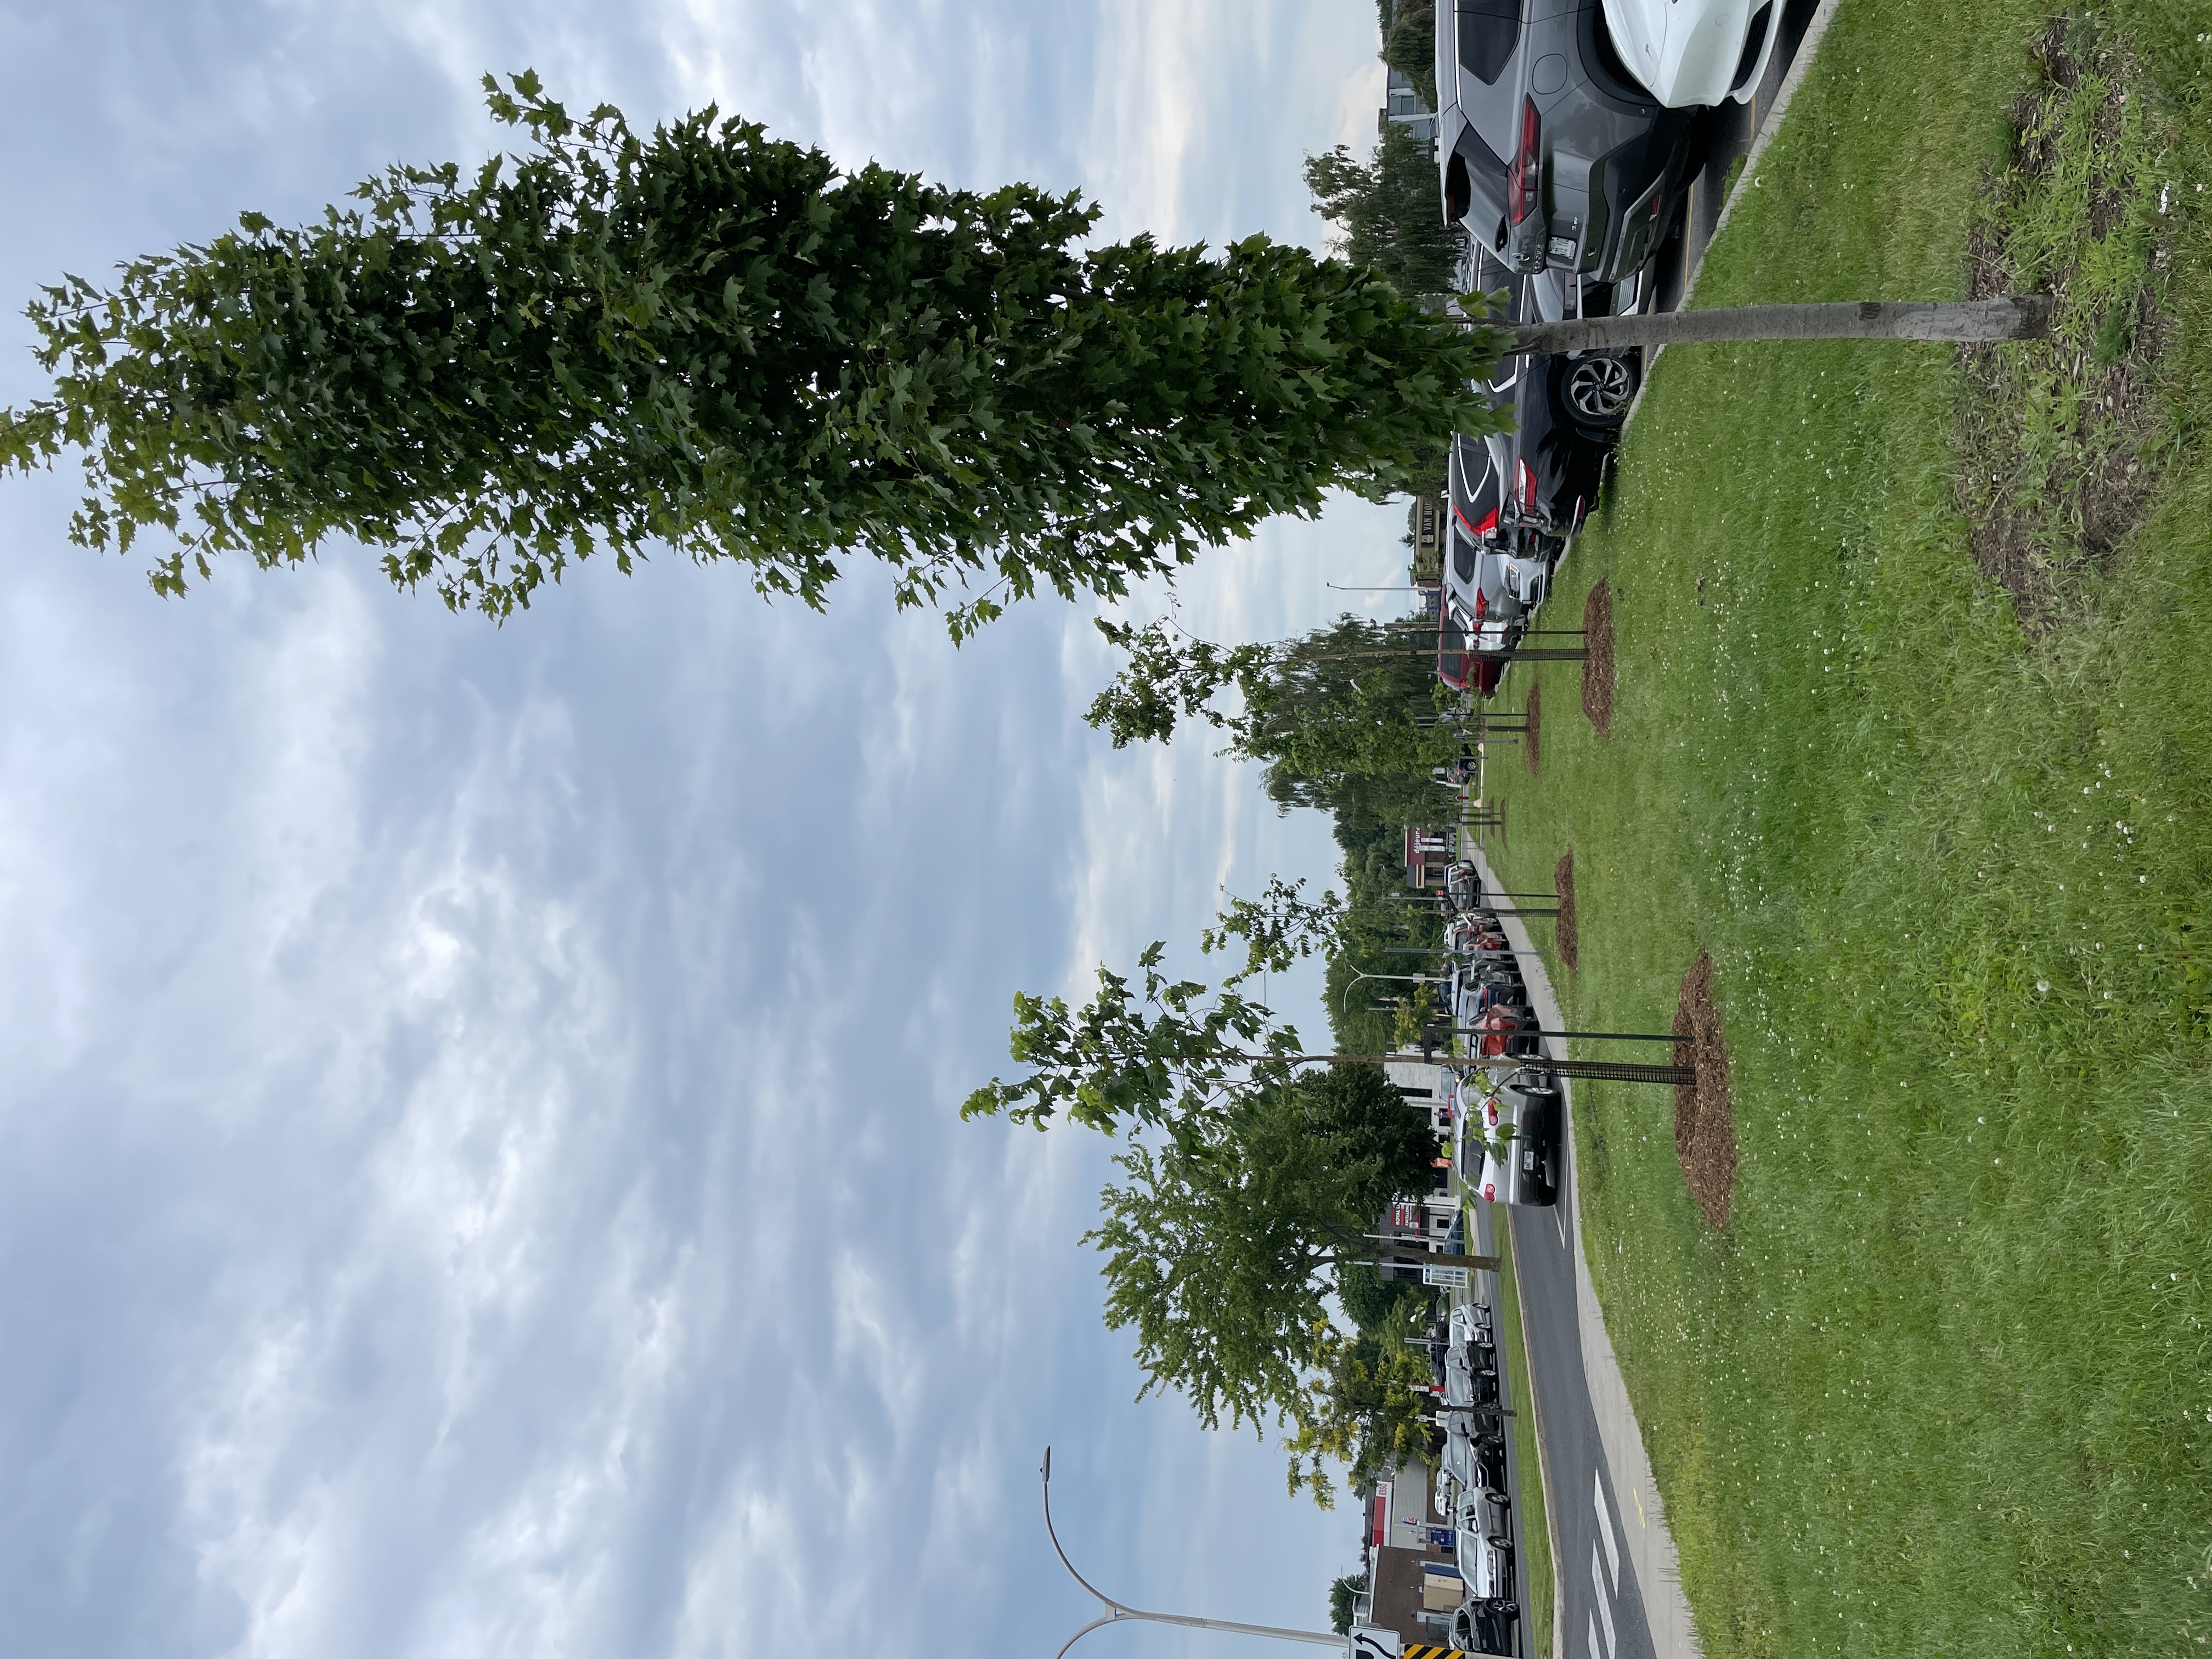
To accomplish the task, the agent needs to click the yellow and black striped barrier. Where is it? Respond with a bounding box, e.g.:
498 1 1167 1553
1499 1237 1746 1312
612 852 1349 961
1403 1646 1469 1659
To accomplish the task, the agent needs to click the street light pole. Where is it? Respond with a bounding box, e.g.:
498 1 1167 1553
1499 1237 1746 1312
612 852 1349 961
1337 967 1448 1017
1040 1449 1345 1657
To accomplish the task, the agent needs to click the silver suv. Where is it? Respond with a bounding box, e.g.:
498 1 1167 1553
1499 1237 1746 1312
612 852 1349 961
1436 0 1700 287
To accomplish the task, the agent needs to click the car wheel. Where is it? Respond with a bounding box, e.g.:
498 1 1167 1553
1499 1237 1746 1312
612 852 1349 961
1562 353 1639 427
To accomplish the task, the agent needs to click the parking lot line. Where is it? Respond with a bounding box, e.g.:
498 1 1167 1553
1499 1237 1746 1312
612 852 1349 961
1593 1471 1621 1593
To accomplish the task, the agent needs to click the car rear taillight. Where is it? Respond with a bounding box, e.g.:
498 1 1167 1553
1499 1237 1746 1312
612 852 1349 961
1474 588 1488 620
1516 460 1537 512
1507 98 1541 225
1483 1181 1497 1201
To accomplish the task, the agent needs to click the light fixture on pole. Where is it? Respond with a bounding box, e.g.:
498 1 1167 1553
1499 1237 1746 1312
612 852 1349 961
1039 1447 1344 1657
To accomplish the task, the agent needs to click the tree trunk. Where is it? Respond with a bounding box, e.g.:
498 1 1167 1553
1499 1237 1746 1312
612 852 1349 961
1494 295 2052 357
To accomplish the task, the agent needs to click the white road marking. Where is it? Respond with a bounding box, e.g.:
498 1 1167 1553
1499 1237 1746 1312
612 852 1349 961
1593 1471 1621 1592
1588 1613 1603 1659
1555 1201 1567 1250
1592 1545 1618 1659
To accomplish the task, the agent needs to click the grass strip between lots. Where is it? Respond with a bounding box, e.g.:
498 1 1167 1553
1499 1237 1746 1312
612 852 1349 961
1474 3 2212 1652
1488 1206 1554 1659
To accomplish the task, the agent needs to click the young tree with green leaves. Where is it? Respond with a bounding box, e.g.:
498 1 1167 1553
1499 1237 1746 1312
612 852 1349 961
965 881 1471 1135
1381 4 1439 110
1086 1062 1472 1507
1085 613 1464 816
1305 120 1460 300
0 72 1503 635
1329 1572 1368 1637
974 894 1485 1506
1284 1294 1441 1505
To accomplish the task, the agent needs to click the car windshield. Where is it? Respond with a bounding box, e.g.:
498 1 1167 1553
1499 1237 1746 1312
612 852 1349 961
1437 615 1471 689
1455 0 1521 84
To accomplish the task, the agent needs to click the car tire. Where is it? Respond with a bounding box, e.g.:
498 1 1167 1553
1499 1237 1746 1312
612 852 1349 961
1560 352 1640 430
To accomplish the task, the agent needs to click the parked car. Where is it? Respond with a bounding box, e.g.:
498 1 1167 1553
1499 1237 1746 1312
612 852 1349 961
1436 1404 1509 1493
1448 435 1561 601
1435 0 1703 284
1451 1300 1497 1358
1504 269 1643 440
1600 0 1782 109
1444 860 1482 911
1464 1067 1564 1207
1444 1341 1502 1410
1436 509 1527 699
1450 1596 1521 1659
1458 1483 1513 1548
1464 1003 1541 1062
1435 594 1506 698
1454 1493 1515 1600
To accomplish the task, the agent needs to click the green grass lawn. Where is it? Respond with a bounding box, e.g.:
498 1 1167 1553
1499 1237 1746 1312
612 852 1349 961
1490 1207 1555 1658
1477 4 2212 1655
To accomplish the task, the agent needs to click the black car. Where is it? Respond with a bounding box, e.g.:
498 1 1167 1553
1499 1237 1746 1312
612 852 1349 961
1450 1598 1521 1659
1465 1066 1564 1206
1453 270 1638 546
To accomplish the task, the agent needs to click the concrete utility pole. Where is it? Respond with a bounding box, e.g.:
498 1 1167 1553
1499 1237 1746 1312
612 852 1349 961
1493 294 2053 356
1040 1448 1345 1657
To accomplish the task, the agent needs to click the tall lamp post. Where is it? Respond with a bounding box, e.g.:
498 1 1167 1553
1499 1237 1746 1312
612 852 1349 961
1040 1448 1344 1657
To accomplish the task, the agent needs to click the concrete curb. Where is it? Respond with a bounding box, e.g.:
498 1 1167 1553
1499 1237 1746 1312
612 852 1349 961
1465 845 1707 1659
1681 0 1849 308
1620 0 1849 426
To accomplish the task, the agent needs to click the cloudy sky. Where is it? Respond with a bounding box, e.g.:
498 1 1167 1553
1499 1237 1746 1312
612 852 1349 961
0 4 1414 1655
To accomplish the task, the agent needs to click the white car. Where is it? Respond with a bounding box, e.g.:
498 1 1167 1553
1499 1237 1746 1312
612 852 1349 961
1601 0 1783 109
1451 1300 1497 1355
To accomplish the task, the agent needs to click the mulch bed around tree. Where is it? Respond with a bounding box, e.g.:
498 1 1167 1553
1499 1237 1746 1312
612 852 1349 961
1672 952 1736 1227
1580 580 1615 736
1551 851 1577 973
1523 685 1542 774
1954 18 2169 630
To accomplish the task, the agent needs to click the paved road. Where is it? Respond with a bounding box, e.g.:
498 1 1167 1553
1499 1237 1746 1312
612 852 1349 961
1491 1186 1658 1659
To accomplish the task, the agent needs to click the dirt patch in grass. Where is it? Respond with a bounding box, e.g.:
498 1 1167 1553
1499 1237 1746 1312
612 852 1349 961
1552 851 1577 974
1954 17 2175 629
1672 953 1736 1227
1579 580 1615 735
1523 685 1542 775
